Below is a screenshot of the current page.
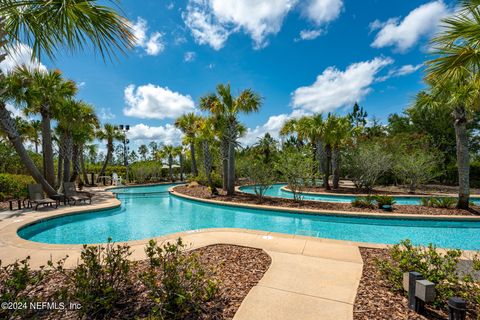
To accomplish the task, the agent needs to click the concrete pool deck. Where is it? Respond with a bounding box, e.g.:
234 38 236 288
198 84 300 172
0 187 368 320
0 186 478 319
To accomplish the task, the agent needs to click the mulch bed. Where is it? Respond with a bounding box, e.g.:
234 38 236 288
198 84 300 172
174 185 480 216
302 185 480 196
353 248 480 320
2 244 271 320
353 248 449 320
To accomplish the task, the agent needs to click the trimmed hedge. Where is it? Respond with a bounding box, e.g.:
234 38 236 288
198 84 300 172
0 174 35 200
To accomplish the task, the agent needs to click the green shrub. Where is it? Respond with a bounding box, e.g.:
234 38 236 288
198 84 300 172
0 257 46 319
141 238 218 319
0 174 35 200
66 238 133 319
192 171 222 188
351 196 376 209
376 239 473 309
421 197 457 208
245 157 277 202
374 195 396 208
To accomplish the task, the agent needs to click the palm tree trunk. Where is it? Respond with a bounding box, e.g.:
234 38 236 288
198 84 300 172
57 149 63 187
190 142 198 176
453 106 470 209
179 153 184 181
99 142 113 178
80 148 89 185
0 103 57 196
227 141 236 195
40 108 56 187
70 143 80 182
221 137 229 191
168 155 173 182
202 141 214 190
63 133 72 183
315 139 325 185
323 144 332 190
332 146 340 189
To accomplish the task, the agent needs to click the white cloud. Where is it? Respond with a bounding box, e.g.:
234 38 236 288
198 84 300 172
240 109 307 145
183 0 296 49
5 103 25 119
123 84 195 120
184 51 196 62
292 57 393 113
98 107 116 121
0 43 47 74
377 63 423 81
297 29 323 41
302 0 343 25
240 114 290 146
130 18 165 56
370 1 451 52
128 123 183 146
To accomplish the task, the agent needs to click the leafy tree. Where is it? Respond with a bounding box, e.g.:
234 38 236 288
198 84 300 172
159 145 176 182
393 146 442 194
245 156 276 202
200 83 261 195
175 112 201 176
344 141 392 192
0 0 134 195
425 1 480 208
3 67 77 187
275 147 315 201
348 102 367 128
96 124 124 178
196 117 217 193
138 144 148 161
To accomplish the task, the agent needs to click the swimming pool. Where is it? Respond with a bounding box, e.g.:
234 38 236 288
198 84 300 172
17 184 480 249
239 184 480 206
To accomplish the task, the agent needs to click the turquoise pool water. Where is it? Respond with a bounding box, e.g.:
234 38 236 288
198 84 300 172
240 184 480 206
18 184 480 249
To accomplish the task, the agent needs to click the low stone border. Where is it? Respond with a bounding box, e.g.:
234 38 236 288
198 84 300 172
278 184 480 199
173 186 480 221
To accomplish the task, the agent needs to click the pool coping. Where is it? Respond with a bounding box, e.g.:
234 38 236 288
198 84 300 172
172 186 480 221
277 185 480 199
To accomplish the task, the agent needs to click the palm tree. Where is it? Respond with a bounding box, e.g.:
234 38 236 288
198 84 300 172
96 124 124 179
200 84 261 195
0 1 134 195
254 133 278 163
280 114 325 186
425 1 480 209
325 115 353 189
175 112 201 176
415 78 480 209
197 116 217 192
4 67 77 187
173 146 185 181
159 145 176 182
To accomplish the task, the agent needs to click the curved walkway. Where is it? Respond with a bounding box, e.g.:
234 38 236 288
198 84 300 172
0 188 364 320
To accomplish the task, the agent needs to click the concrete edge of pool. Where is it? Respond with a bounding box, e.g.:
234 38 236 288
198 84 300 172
277 185 480 199
177 186 480 221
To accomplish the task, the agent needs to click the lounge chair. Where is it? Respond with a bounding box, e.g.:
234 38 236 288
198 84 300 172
64 182 93 205
27 184 59 210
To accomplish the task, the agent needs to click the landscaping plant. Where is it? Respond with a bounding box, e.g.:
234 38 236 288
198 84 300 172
65 238 133 319
351 196 377 209
376 239 478 312
245 157 277 202
275 147 315 201
142 238 218 320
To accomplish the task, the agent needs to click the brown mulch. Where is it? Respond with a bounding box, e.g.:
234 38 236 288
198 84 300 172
2 244 271 320
174 185 480 216
302 184 480 196
354 248 449 320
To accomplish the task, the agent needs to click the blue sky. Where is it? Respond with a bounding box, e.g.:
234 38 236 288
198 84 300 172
2 0 456 147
